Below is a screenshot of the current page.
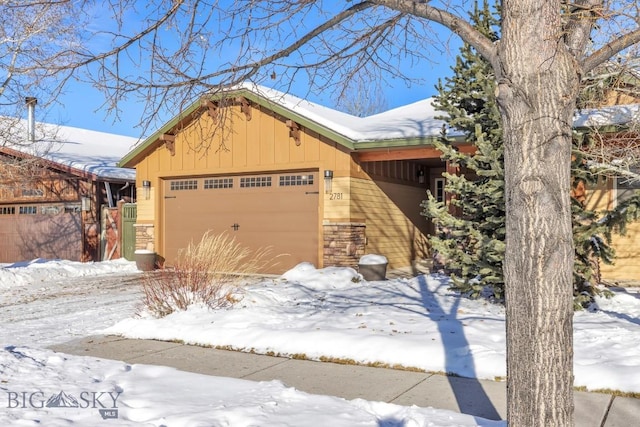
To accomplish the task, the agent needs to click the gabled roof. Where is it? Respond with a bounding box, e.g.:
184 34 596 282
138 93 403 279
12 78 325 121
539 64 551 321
2 120 138 181
119 83 640 168
119 83 463 167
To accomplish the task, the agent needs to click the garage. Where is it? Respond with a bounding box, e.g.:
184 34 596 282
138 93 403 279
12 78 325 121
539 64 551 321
162 171 319 273
0 204 82 262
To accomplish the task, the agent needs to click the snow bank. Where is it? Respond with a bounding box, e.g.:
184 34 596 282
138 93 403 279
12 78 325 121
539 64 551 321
281 262 362 290
0 258 139 289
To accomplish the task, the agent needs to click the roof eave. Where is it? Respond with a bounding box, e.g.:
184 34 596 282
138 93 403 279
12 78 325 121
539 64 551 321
352 134 466 151
119 87 361 167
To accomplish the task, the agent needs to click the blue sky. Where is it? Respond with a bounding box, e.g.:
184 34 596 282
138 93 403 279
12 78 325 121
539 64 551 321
42 3 464 139
50 61 456 139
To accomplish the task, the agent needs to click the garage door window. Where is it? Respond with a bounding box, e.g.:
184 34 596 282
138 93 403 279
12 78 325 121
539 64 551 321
240 176 271 188
170 180 198 191
19 206 37 215
41 205 62 215
0 207 15 215
279 174 314 186
204 178 233 189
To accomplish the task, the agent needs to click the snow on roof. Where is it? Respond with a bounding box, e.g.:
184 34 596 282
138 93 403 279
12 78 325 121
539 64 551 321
573 103 640 128
241 83 640 142
237 83 455 142
122 83 640 166
4 120 138 181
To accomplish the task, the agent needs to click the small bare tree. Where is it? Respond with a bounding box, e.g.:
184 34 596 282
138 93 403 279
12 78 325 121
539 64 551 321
0 1 90 121
334 74 389 117
0 1 93 183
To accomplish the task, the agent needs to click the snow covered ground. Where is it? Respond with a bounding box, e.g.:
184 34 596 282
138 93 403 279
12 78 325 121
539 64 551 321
1 259 639 426
0 259 141 347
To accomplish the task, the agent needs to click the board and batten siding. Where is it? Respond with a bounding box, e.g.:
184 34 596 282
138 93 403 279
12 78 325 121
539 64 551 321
583 178 640 282
132 103 353 262
349 177 429 269
600 221 640 282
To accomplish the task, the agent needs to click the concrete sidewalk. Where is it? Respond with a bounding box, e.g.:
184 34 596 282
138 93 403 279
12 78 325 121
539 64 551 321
50 335 638 426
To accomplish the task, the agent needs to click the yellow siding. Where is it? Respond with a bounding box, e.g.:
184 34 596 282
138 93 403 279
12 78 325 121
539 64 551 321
585 177 613 212
136 105 354 182
259 109 276 165
324 177 352 220
583 178 640 283
135 187 155 222
350 177 429 269
602 220 640 282
233 110 248 167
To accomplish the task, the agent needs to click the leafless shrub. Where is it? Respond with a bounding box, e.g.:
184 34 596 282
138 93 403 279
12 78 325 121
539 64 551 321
141 231 276 318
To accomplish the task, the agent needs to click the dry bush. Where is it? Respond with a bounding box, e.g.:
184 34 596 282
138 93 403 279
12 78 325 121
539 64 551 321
141 231 276 318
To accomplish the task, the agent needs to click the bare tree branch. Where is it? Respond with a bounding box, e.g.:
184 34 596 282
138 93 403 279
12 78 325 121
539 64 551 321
564 0 604 57
369 0 499 71
584 28 640 72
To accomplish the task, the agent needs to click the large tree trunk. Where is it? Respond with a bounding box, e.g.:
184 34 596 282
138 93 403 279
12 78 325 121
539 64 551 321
496 1 580 426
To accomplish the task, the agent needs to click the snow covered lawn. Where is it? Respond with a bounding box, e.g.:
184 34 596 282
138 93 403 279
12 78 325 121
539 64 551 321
107 262 640 394
1 258 639 426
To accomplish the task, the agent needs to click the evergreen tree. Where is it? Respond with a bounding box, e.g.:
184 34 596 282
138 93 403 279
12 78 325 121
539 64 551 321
421 0 640 307
421 0 505 300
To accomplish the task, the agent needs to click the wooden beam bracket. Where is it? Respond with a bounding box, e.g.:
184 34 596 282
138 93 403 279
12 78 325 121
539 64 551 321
201 99 219 123
159 133 176 156
236 96 252 121
286 119 301 146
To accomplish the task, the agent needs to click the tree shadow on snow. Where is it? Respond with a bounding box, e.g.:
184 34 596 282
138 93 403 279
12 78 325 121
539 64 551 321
416 275 502 422
293 275 503 422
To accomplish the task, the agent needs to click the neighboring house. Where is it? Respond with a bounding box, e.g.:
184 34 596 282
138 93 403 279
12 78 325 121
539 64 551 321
119 83 640 279
574 103 640 282
0 112 138 263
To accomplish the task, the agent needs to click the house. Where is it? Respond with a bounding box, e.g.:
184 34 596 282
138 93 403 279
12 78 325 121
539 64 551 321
119 83 640 279
0 105 138 263
573 103 640 282
118 83 467 273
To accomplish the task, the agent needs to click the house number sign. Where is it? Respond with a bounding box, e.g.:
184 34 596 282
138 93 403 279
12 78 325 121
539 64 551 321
329 193 343 200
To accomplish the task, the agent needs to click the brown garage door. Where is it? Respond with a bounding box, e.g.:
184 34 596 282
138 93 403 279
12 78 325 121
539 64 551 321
0 205 82 262
163 172 319 273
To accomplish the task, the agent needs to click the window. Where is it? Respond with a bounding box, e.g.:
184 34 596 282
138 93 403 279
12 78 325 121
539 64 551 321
279 174 314 186
21 188 44 197
41 205 62 215
19 206 37 215
240 176 272 188
204 178 233 189
434 178 446 203
170 180 198 191
0 207 15 215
